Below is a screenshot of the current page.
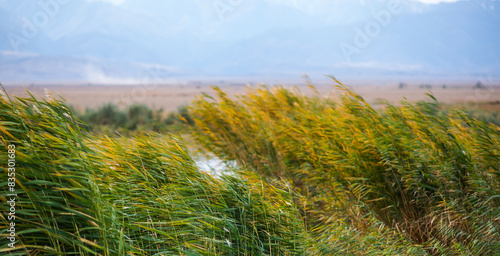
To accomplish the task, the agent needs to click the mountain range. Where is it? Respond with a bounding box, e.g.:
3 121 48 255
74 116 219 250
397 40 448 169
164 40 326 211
1 0 499 83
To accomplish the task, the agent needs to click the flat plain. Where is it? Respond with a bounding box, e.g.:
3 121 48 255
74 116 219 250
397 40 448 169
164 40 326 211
3 81 500 112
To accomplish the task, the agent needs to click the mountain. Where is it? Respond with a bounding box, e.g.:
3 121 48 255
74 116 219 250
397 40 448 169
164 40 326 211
0 0 499 82
0 51 188 83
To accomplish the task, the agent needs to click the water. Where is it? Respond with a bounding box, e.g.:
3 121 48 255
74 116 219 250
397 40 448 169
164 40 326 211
194 155 237 178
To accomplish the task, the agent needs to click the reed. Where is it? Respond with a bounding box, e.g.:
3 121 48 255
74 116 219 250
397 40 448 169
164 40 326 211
0 87 307 255
189 78 500 255
0 89 103 255
2 81 498 255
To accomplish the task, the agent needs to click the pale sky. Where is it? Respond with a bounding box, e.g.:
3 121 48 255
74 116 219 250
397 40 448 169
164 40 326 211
87 0 462 6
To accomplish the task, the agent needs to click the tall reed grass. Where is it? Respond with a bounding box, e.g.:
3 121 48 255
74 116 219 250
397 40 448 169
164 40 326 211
0 88 308 255
189 79 500 255
2 82 499 255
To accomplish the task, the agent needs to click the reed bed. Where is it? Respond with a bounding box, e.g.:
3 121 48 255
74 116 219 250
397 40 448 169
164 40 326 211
0 88 307 255
189 78 500 255
1 82 498 255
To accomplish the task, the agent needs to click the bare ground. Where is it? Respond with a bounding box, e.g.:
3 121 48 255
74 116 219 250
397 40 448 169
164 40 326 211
3 81 500 112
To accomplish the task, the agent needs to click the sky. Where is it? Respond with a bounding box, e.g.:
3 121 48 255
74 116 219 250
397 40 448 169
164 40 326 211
88 0 463 5
0 0 498 83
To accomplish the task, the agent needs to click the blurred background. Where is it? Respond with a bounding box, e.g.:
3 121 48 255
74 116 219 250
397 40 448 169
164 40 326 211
1 0 499 82
1 0 499 112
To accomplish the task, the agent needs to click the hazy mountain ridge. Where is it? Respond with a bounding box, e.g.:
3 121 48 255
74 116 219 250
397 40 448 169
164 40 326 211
0 0 498 82
0 51 188 83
